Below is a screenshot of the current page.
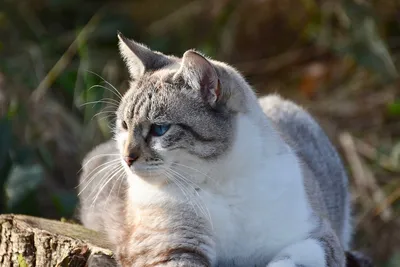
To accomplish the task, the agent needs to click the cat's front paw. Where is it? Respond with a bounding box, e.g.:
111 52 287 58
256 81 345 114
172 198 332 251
157 259 210 267
116 243 212 267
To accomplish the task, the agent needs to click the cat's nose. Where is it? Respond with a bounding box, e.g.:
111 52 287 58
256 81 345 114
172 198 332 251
124 153 139 167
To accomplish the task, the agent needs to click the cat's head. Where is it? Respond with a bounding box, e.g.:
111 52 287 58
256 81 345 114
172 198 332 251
115 33 260 184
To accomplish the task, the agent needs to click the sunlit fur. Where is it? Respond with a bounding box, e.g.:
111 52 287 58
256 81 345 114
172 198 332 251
78 34 352 267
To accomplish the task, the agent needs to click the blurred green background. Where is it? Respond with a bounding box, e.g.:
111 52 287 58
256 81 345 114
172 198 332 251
0 0 399 265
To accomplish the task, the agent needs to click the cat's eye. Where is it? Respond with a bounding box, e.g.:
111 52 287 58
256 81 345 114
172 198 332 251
121 121 128 130
150 124 171 137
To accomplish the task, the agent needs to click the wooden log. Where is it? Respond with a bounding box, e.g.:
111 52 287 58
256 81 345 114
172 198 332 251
0 214 116 267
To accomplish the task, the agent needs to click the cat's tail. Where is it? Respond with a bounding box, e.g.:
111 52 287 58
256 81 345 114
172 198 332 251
346 250 373 267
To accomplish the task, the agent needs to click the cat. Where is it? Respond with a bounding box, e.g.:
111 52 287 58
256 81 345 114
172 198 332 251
78 32 367 267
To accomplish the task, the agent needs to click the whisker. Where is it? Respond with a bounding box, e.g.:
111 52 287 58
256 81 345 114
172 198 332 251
104 169 126 208
87 97 120 105
167 167 212 227
79 157 121 183
77 159 121 194
88 165 123 202
91 167 125 208
79 166 121 201
77 153 120 175
167 167 198 192
171 162 219 186
107 122 116 131
80 100 119 108
90 105 117 126
97 114 117 122
165 167 212 224
77 161 121 191
163 169 198 217
91 111 117 123
86 168 119 214
89 84 122 101
85 166 119 200
85 70 123 99
92 110 117 119
116 169 126 197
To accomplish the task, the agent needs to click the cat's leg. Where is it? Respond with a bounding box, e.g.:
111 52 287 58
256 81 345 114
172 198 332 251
267 219 345 267
115 207 216 267
116 244 214 267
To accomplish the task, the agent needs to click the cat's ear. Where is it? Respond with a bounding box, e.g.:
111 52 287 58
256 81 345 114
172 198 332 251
176 50 221 106
117 32 170 79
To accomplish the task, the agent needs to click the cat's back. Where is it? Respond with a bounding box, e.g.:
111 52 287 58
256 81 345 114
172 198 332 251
259 94 351 249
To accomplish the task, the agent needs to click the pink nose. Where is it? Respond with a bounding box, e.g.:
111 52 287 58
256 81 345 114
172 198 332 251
124 154 138 166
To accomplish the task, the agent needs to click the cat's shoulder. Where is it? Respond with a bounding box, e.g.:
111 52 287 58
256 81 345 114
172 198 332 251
258 94 332 150
258 94 340 163
81 139 119 173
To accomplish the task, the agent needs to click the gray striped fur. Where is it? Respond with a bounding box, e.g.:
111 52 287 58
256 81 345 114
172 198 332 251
77 33 373 267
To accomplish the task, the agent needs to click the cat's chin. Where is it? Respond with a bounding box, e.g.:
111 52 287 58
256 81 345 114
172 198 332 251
124 163 168 183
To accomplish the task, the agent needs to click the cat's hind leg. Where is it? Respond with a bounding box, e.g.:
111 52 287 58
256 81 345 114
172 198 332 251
267 218 345 267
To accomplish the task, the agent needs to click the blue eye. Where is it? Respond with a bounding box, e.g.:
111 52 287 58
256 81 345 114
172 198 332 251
151 124 171 136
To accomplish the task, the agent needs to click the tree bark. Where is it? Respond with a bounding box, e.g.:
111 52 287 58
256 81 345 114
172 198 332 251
0 214 116 267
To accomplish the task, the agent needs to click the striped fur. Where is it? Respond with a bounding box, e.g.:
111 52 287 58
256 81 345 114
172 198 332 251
77 33 371 267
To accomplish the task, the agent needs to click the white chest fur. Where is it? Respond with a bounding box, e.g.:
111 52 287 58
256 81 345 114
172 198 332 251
128 113 316 266
201 153 314 265
195 113 315 265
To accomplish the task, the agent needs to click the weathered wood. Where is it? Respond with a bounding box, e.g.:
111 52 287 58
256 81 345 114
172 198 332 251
0 214 116 267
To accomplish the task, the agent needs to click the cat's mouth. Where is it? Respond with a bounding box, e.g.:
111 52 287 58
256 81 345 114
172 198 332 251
123 160 165 178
